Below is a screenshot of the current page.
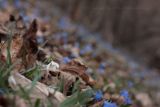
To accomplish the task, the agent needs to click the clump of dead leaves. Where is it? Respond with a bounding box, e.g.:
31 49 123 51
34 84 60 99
0 14 37 70
0 15 97 107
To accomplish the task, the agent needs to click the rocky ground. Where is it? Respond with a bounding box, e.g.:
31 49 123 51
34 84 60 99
0 1 160 107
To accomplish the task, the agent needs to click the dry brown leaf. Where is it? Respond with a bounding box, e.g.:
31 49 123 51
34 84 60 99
39 61 89 95
8 72 66 104
8 73 49 99
60 59 96 86
18 19 38 69
0 15 26 64
1 34 23 62
0 12 10 23
63 79 74 96
48 87 66 102
40 70 59 85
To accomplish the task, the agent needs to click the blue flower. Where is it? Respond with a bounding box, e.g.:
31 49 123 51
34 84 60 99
98 62 106 74
0 0 8 8
61 32 68 44
36 36 44 44
19 11 30 23
58 17 71 30
98 68 105 74
80 44 93 55
14 0 21 8
94 90 103 101
128 81 134 88
103 101 117 107
62 57 71 64
99 62 106 69
120 90 132 105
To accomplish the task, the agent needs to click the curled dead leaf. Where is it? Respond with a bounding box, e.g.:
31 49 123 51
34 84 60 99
18 19 38 69
60 59 96 86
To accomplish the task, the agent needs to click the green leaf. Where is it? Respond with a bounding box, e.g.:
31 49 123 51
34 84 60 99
47 99 54 107
77 89 94 105
60 92 79 107
28 67 41 93
6 32 13 66
60 89 94 107
18 85 32 106
72 80 80 93
56 77 65 92
23 66 41 79
34 99 41 107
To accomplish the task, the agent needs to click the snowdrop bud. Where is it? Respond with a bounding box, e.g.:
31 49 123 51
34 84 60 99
47 61 59 72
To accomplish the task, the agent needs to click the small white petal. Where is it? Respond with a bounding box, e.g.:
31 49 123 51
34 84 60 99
8 75 17 85
47 61 59 72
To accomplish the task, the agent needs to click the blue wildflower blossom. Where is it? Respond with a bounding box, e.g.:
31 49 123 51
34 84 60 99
80 44 93 55
61 32 68 44
58 17 71 30
62 57 71 64
91 52 97 58
99 62 106 69
36 36 44 44
103 101 117 107
98 62 106 74
14 0 21 8
128 81 134 88
120 90 132 105
94 90 103 101
0 0 7 8
19 11 30 23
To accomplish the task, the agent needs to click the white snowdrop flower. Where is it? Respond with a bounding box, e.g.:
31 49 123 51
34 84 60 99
46 61 59 72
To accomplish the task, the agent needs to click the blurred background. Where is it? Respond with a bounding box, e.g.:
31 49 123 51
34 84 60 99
53 0 160 69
